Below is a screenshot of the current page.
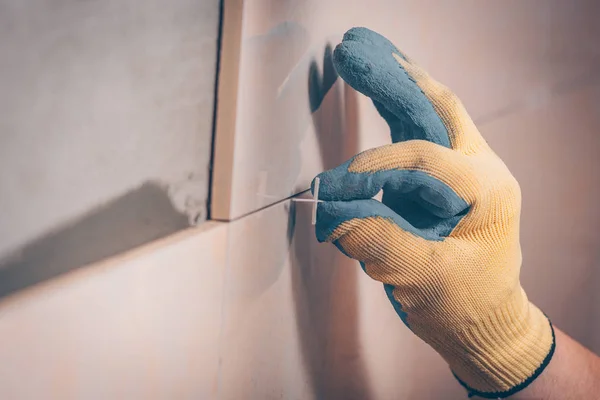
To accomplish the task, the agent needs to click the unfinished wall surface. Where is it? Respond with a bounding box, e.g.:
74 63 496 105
0 223 228 400
0 0 220 294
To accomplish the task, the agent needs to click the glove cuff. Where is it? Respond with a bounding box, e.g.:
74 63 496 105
433 289 555 398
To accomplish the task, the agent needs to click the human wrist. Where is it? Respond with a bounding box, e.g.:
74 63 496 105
429 289 555 398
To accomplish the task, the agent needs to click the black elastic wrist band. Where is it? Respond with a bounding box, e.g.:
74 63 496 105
452 319 556 399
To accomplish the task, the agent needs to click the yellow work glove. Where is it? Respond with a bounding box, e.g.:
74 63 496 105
312 27 554 399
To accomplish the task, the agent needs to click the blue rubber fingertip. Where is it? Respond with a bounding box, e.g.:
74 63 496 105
342 27 407 60
315 159 380 202
333 27 451 147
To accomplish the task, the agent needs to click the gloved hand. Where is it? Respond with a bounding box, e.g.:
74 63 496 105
312 27 554 399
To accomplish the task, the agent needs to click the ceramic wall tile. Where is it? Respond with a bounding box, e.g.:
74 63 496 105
479 82 600 348
218 199 464 400
212 0 600 220
0 223 228 400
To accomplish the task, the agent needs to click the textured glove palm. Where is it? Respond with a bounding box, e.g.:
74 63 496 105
313 27 554 399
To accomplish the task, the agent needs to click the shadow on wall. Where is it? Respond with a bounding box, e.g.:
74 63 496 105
0 182 189 299
289 44 374 399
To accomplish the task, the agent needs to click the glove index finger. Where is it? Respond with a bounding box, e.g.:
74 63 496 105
312 140 480 208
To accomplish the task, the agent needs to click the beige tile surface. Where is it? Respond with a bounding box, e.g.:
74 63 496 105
212 0 600 220
480 82 600 349
0 223 227 400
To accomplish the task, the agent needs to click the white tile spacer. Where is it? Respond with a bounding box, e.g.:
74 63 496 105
291 198 323 203
311 177 320 225
290 178 323 224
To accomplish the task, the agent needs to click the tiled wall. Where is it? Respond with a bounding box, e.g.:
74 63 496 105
1 1 599 399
